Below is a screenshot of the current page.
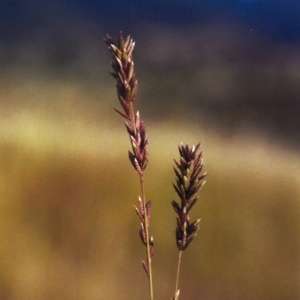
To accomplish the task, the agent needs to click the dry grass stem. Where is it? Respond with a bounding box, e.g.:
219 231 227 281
105 31 154 300
105 32 206 300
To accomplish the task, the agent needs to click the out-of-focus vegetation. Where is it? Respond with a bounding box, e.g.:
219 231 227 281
0 8 300 298
0 75 299 300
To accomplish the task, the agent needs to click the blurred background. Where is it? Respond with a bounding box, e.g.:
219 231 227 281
0 0 300 299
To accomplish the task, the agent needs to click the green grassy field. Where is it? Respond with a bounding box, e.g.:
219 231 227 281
0 77 299 300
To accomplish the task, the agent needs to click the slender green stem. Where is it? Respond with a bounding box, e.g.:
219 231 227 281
140 174 154 300
174 250 183 300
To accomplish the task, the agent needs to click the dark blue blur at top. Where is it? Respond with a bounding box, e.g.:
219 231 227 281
0 0 299 42
70 0 300 42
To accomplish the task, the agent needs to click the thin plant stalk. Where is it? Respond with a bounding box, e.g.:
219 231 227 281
105 32 154 300
173 250 183 300
105 32 206 300
140 174 154 300
130 102 154 299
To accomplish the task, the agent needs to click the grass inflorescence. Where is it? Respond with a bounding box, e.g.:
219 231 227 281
105 31 206 300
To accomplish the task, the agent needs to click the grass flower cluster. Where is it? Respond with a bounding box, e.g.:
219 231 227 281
105 31 206 300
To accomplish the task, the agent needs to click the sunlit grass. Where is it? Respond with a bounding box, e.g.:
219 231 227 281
0 78 299 299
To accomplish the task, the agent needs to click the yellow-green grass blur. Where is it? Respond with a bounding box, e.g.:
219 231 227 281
0 76 299 300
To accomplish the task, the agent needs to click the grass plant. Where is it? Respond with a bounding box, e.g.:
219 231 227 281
105 31 207 300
